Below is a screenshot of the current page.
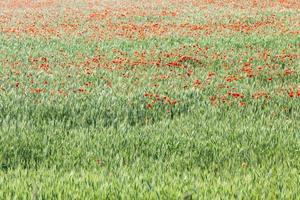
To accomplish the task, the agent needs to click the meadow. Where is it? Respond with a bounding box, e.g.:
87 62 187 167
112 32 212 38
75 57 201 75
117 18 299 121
0 0 300 199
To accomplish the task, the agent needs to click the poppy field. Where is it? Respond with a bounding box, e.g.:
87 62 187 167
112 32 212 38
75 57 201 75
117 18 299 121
0 0 300 199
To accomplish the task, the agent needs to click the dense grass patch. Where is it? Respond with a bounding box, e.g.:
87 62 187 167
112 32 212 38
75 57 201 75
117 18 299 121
0 0 299 198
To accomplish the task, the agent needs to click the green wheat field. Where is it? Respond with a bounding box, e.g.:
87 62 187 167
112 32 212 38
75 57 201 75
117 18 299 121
0 0 299 199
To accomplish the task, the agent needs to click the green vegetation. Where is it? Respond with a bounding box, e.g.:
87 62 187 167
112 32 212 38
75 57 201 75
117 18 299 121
0 0 299 199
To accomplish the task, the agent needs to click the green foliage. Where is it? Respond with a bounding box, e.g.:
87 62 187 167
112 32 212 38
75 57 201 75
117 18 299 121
0 1 299 199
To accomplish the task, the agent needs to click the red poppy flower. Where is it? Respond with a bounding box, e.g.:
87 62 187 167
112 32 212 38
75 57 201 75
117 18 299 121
231 93 244 98
239 102 246 107
289 89 294 97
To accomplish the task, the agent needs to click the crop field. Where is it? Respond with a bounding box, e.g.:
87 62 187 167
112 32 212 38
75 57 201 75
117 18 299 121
0 0 300 199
